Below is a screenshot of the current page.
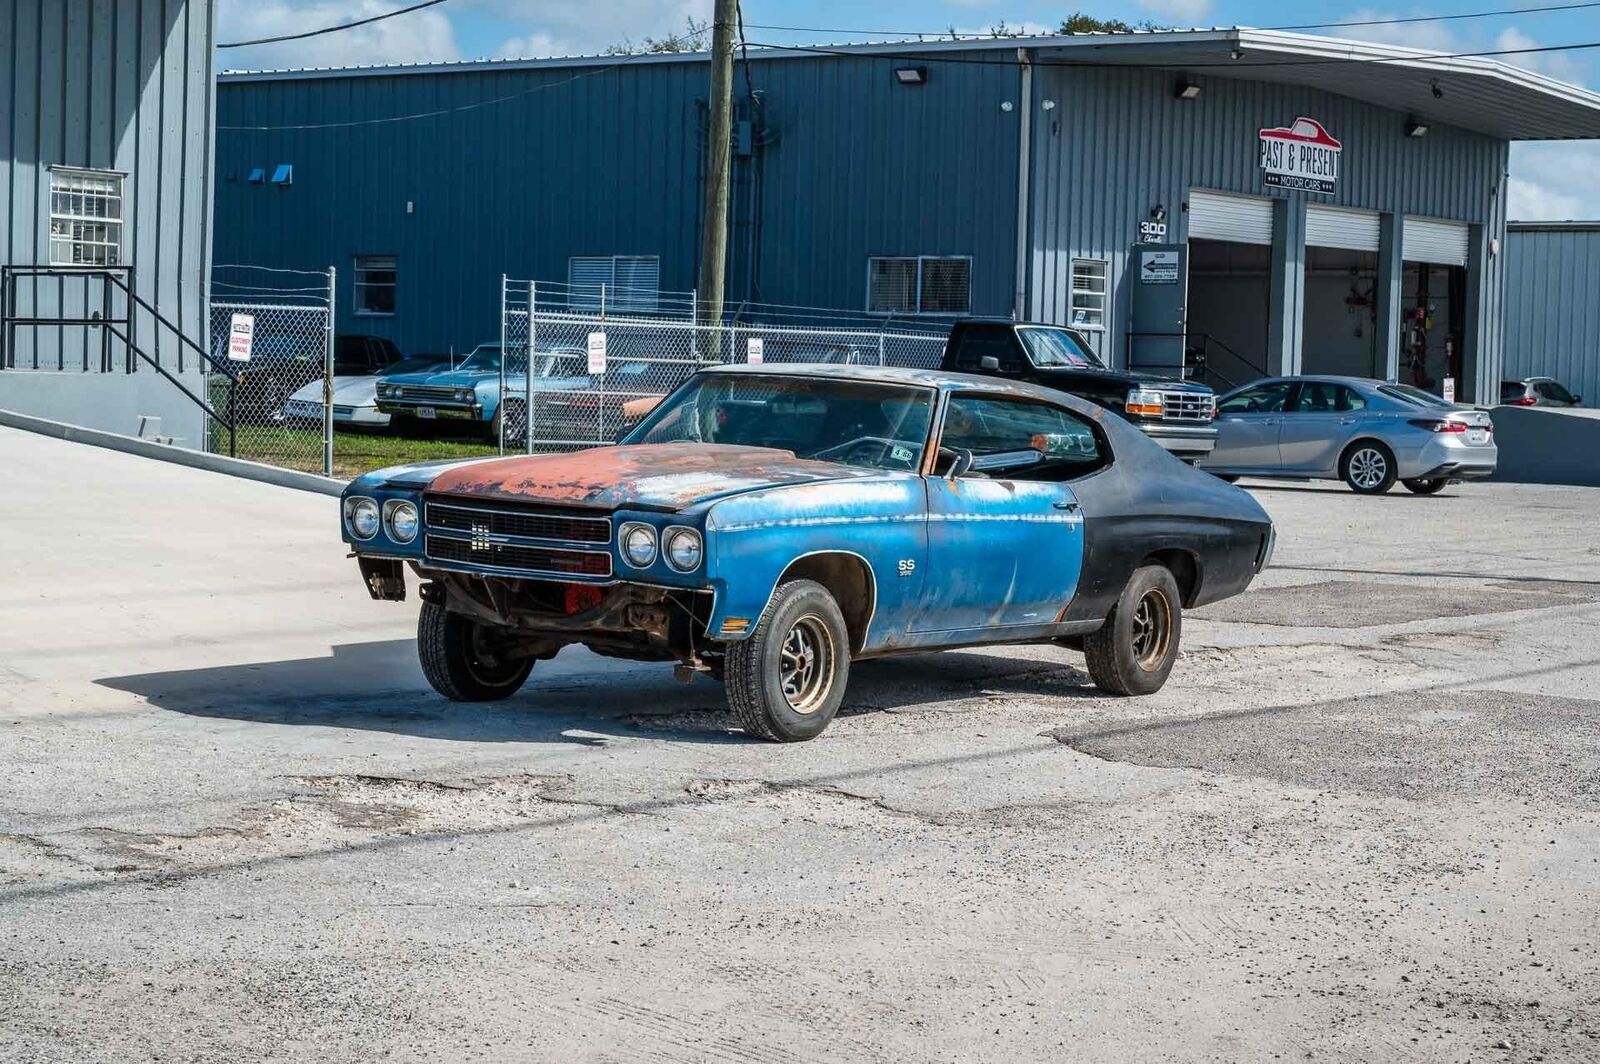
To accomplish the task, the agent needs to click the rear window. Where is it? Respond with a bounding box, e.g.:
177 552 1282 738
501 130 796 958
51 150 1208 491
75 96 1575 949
1379 384 1454 409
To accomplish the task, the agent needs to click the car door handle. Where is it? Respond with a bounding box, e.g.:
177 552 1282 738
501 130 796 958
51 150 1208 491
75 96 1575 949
1260 418 1277 426
1053 500 1080 512
1339 417 1358 424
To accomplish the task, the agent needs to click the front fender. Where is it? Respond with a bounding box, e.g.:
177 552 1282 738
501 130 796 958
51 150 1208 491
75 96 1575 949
700 476 926 649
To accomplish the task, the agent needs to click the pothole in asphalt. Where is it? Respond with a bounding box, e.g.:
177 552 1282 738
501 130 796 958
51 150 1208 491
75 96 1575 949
1048 690 1600 807
1193 580 1586 628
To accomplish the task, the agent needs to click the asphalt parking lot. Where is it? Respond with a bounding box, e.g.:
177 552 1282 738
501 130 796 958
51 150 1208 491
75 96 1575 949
3 424 1598 1063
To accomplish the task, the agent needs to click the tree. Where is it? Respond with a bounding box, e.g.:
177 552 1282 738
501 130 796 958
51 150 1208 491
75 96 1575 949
1059 12 1167 34
606 16 711 55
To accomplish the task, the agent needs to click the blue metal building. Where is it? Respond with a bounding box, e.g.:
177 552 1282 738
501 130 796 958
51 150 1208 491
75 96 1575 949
213 29 1600 404
1504 221 1600 406
1 0 218 442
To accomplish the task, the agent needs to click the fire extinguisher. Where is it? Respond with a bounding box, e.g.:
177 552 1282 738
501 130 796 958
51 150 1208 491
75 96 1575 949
1445 336 1461 388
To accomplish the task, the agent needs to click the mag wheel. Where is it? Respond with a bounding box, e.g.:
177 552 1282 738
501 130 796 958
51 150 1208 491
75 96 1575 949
1341 442 1397 494
417 601 534 702
1083 565 1182 697
725 579 850 742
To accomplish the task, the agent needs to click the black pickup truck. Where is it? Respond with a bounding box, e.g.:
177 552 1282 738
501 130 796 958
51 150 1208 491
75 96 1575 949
941 318 1217 461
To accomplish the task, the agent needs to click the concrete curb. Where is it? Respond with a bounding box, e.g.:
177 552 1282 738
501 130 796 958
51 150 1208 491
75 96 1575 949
0 408 347 496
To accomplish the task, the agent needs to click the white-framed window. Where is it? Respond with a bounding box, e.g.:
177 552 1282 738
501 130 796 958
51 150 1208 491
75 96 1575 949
48 167 124 266
1069 258 1108 330
354 255 397 315
567 255 660 312
867 255 971 315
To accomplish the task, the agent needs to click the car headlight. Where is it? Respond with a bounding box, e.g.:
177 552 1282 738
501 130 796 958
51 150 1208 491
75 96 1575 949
664 526 703 572
1126 388 1164 417
457 388 472 402
384 499 419 544
377 384 393 397
619 522 657 568
345 496 380 540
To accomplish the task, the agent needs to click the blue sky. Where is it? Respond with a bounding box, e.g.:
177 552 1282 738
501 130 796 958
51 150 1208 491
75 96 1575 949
216 1 1600 217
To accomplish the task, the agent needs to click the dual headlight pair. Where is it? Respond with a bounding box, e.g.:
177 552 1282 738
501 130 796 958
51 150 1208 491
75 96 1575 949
620 521 702 572
345 496 418 544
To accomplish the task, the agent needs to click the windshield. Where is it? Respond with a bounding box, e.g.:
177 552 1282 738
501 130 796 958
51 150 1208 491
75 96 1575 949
457 345 503 372
1379 383 1454 409
624 374 936 472
1018 327 1105 369
386 356 450 376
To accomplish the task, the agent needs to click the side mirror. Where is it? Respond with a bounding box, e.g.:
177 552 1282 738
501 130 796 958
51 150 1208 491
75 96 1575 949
1575 395 1584 405
946 448 974 480
979 355 1001 371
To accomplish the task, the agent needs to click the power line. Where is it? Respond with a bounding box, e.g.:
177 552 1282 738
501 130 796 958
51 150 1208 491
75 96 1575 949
744 2 1600 42
218 0 459 49
217 24 713 131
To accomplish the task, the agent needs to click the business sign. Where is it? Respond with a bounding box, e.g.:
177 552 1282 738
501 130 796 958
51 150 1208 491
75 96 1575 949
227 313 255 361
586 331 607 374
1139 250 1180 285
746 337 764 364
1443 377 1456 404
1258 117 1342 195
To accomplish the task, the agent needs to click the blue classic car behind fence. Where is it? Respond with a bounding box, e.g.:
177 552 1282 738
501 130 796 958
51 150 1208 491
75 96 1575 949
341 365 1274 741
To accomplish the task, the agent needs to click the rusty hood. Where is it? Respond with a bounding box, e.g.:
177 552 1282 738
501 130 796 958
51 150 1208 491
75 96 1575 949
424 442 886 511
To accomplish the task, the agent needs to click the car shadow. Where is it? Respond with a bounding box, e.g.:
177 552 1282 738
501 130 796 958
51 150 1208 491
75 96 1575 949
95 640 1101 745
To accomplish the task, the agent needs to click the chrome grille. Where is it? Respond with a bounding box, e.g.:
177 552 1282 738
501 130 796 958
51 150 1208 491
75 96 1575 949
425 536 612 577
422 498 614 579
424 499 612 543
397 385 462 401
1160 391 1214 422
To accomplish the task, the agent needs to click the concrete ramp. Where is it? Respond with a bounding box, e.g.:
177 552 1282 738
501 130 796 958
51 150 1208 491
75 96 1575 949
1489 406 1600 486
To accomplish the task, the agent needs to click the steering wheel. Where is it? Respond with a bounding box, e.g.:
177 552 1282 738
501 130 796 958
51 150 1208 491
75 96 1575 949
811 436 915 469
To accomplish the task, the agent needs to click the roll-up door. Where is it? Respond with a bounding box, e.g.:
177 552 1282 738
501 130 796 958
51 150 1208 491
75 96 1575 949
1403 217 1470 266
1187 190 1275 245
1305 205 1381 251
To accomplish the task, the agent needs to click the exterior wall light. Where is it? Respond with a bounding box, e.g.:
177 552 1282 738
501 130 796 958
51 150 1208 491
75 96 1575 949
1174 79 1201 100
1041 99 1056 110
1406 119 1429 138
893 66 927 86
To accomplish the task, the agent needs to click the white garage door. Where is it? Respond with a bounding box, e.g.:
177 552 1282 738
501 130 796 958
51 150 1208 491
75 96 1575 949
1187 190 1275 245
1403 217 1471 266
1305 205 1381 251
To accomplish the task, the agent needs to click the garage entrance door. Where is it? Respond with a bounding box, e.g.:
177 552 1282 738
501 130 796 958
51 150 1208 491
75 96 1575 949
1303 206 1382 378
1403 217 1470 266
1185 191 1275 388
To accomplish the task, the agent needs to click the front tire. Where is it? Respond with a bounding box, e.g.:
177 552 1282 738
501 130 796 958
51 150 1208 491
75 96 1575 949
1340 441 1397 495
725 580 850 742
417 601 534 702
1083 565 1182 696
1402 477 1448 495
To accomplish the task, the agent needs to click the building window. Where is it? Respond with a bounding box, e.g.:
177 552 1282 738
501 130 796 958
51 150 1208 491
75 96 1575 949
567 255 660 312
1070 258 1108 330
354 255 397 315
867 255 971 315
48 167 124 266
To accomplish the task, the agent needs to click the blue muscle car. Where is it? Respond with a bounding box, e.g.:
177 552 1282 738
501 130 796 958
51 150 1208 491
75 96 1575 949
374 342 589 438
342 365 1274 741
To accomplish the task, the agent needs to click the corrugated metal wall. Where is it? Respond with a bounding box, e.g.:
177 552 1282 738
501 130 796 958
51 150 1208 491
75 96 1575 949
1027 64 1509 399
1 0 216 371
214 51 1023 354
1505 225 1600 406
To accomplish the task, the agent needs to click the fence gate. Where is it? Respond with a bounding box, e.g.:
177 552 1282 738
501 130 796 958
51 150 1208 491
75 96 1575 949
207 266 336 475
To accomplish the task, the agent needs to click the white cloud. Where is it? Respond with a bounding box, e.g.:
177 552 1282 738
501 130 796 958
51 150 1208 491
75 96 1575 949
1508 142 1600 221
1138 0 1214 24
217 0 459 68
480 0 712 58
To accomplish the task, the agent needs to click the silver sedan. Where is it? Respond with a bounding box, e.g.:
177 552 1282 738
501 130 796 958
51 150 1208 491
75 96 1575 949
1199 376 1497 495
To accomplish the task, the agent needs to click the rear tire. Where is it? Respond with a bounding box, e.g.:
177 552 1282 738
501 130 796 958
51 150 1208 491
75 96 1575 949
417 601 534 702
1340 441 1397 495
1083 566 1182 697
1402 477 1448 495
725 579 850 742
1212 473 1240 483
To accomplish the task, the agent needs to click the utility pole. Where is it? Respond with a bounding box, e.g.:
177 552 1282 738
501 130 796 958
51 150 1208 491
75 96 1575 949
697 0 736 326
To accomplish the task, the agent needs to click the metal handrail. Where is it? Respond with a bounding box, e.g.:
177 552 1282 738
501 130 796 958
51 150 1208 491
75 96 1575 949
0 264 237 455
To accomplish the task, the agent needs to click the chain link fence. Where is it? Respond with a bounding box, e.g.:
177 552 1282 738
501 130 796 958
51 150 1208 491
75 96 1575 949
497 278 948 453
206 266 335 474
